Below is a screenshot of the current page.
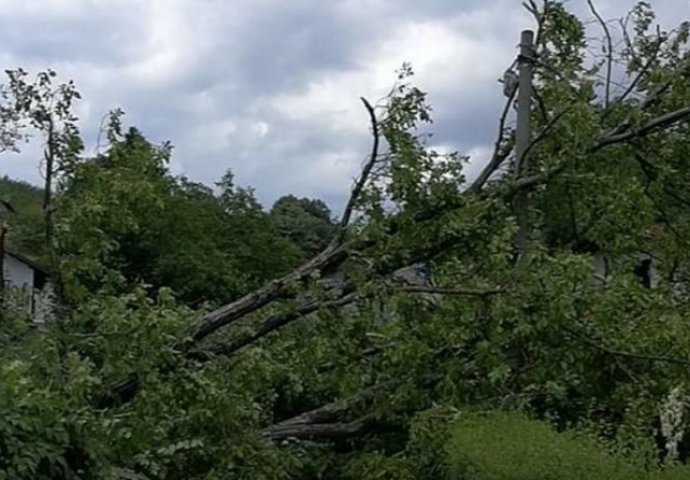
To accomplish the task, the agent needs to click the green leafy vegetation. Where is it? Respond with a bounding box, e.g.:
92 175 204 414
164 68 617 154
0 176 45 260
447 411 690 480
3 1 690 478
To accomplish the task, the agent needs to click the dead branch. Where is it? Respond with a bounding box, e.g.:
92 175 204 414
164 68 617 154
587 0 613 109
338 97 379 232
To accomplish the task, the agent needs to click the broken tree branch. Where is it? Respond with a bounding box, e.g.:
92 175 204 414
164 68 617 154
206 291 358 358
260 380 396 440
186 243 348 345
339 97 379 232
183 104 690 369
187 98 382 347
272 380 396 428
260 374 439 442
593 106 690 152
261 417 376 441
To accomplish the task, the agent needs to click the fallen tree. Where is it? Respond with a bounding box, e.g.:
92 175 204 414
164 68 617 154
6 1 690 478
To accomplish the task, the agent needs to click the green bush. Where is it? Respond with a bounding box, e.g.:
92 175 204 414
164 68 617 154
650 465 690 480
447 411 690 480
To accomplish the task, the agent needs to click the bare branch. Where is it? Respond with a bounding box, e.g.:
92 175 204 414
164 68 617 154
260 380 397 440
587 0 613 108
469 89 516 193
523 0 549 48
616 36 664 105
338 97 379 231
619 14 641 69
205 292 358 358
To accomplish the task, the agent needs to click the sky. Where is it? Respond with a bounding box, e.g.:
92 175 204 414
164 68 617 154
0 0 684 212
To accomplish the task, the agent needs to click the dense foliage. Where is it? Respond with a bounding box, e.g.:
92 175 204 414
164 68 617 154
0 176 46 261
3 1 690 478
55 122 308 306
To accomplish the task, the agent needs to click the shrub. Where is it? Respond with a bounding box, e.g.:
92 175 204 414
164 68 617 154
447 410 647 480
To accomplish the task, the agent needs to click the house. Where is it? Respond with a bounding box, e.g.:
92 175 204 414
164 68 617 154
3 250 54 324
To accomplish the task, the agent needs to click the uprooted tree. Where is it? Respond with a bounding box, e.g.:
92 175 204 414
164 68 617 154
4 1 690 478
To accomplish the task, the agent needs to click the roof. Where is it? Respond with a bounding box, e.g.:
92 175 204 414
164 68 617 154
5 250 51 275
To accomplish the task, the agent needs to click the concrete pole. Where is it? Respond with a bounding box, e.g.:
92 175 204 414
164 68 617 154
514 29 535 259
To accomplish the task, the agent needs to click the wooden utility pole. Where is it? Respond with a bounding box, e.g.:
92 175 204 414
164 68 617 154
514 29 535 260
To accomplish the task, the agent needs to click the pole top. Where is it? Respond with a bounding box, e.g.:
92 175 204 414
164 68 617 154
520 29 535 45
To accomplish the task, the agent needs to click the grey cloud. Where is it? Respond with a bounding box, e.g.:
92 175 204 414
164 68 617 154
0 7 146 66
4 0 683 215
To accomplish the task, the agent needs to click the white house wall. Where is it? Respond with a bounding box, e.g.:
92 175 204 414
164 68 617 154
4 254 34 289
3 254 54 323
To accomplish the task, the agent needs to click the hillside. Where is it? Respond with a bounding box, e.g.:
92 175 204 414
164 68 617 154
0 176 47 262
